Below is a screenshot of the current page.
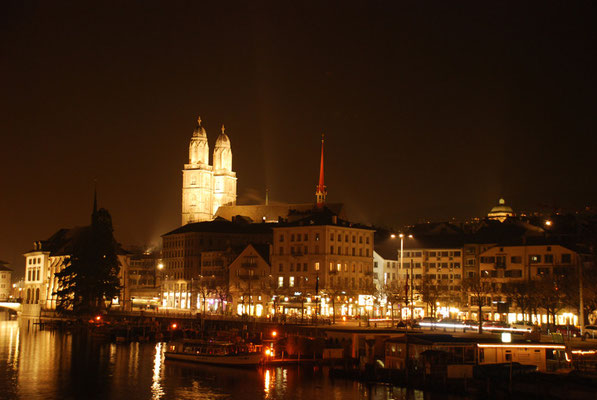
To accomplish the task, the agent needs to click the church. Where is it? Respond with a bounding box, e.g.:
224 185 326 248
181 117 237 224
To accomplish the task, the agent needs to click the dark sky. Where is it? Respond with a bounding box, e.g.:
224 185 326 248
1 1 596 276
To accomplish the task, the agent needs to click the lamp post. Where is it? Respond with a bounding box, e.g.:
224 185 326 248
157 263 164 311
398 234 414 322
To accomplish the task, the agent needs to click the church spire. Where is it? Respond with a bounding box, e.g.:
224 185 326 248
315 134 327 208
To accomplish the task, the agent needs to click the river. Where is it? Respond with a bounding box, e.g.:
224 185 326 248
0 320 467 400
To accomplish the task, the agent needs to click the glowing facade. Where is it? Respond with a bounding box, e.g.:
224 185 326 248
182 117 237 225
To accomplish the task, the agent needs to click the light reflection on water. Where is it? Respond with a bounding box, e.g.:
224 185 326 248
0 320 466 400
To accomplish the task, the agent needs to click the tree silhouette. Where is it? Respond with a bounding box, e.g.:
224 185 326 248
54 208 121 315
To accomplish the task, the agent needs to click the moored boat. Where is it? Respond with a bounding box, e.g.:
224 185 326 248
165 339 263 367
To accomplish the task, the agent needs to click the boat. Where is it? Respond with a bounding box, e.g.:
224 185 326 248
165 339 264 367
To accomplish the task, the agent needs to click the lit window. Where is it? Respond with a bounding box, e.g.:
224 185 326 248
289 276 295 287
278 277 283 287
315 262 320 271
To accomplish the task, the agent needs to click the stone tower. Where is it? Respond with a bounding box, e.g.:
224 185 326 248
181 117 237 225
212 124 237 214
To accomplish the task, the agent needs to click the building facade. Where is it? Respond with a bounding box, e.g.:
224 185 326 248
228 244 272 316
160 219 273 310
182 117 237 225
270 210 375 317
0 263 12 301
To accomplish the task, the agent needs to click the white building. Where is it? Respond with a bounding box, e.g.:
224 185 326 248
0 263 12 301
182 117 237 225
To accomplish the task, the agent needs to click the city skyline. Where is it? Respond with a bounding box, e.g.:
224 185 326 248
1 2 596 274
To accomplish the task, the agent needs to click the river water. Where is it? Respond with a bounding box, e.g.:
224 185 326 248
0 320 466 400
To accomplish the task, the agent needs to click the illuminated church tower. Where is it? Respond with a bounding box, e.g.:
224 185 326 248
182 117 237 225
212 124 237 213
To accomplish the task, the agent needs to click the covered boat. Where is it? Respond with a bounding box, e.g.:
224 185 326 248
165 339 263 367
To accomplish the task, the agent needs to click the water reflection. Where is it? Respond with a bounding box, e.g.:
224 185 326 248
151 342 164 399
0 321 466 400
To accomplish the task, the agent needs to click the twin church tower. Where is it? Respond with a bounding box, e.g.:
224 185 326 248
182 117 237 225
181 116 328 225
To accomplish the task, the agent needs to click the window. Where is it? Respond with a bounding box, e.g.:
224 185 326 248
304 234 308 241
279 234 284 242
359 248 363 256
561 254 572 263
359 237 363 244
441 251 449 257
279 247 284 255
429 251 436 257
304 246 308 254
278 277 283 287
279 264 283 272
330 246 334 255
330 233 334 241
544 254 554 263
315 262 320 271
404 251 410 257
366 237 370 244
315 233 320 241
290 263 294 272
453 262 461 268
289 276 295 287
290 234 295 242
345 235 349 242
505 270 522 278
352 248 355 256
529 255 541 263
366 249 369 257
480 256 496 263
429 262 436 268
337 263 341 271
352 236 356 243
453 251 461 257
537 268 549 276
511 256 522 264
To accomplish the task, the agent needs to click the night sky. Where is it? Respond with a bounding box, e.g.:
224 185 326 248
1 1 595 276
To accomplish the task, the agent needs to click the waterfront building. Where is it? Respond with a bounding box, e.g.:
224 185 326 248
477 241 592 325
270 208 375 318
126 250 161 310
400 225 466 319
0 262 12 301
182 117 237 225
228 243 272 316
160 219 273 310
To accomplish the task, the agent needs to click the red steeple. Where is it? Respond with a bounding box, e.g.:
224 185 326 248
315 134 327 208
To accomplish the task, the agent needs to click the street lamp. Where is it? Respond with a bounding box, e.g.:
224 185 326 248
398 234 414 321
157 262 164 310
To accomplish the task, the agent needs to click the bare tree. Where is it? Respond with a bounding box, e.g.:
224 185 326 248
502 281 534 322
420 276 439 319
463 275 493 333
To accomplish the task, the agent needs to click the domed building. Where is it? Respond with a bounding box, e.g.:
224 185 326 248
487 198 515 222
182 117 237 225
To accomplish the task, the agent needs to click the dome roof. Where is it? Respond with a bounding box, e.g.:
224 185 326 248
215 124 231 147
192 116 207 138
490 198 514 214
